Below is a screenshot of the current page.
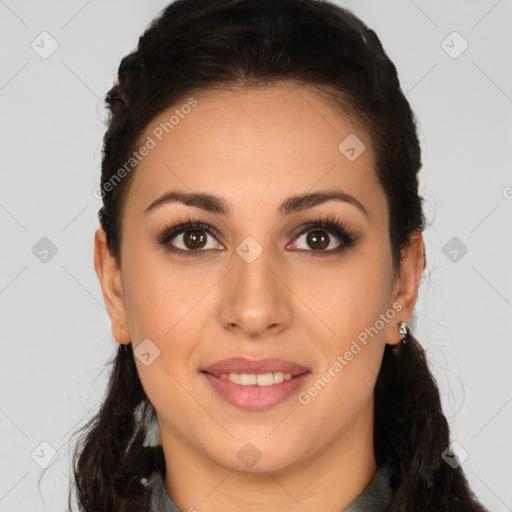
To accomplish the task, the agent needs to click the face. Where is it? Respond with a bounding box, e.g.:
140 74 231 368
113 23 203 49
95 82 423 475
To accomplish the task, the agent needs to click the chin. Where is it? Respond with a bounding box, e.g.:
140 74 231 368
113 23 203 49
206 441 306 475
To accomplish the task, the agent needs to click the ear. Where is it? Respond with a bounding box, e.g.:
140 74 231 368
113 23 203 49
386 229 425 347
94 227 131 345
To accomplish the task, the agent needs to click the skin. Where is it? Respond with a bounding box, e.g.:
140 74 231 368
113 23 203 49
94 82 424 512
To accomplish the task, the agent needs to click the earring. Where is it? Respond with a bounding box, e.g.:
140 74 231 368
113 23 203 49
398 320 409 345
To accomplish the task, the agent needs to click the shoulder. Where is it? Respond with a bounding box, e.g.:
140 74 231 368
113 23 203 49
342 462 393 512
145 469 183 512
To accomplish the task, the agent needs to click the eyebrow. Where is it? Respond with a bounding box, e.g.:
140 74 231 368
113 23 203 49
144 188 368 218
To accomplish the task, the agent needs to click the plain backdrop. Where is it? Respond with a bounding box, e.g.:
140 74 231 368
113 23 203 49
0 1 511 510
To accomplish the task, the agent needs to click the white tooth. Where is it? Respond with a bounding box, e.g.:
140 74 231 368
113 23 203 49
256 373 275 386
239 373 257 385
220 372 294 386
272 372 285 384
227 373 241 384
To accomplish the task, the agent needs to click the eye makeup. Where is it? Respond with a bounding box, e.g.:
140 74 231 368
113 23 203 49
154 212 359 258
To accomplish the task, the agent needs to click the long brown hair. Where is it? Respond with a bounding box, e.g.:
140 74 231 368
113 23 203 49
70 1 488 510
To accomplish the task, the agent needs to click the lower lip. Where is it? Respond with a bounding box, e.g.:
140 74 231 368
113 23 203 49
203 372 311 411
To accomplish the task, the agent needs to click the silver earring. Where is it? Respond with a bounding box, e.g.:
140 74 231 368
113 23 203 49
398 320 409 345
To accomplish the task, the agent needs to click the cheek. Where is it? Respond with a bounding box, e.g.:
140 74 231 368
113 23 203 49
298 303 387 430
122 246 208 341
291 252 393 340
293 246 393 401
121 253 205 404
125 257 203 421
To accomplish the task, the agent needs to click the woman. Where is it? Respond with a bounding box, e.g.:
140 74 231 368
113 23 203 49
70 0 488 510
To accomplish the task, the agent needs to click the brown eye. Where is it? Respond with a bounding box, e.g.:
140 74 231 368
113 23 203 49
293 227 343 252
305 230 330 251
287 216 358 257
157 216 357 258
158 220 225 257
182 229 208 250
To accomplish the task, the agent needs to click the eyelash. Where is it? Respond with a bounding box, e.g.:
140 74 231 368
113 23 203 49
155 213 358 258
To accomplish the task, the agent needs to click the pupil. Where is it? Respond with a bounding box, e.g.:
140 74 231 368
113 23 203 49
307 230 329 250
184 230 206 249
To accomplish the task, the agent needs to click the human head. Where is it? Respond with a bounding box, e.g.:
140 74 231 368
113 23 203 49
95 0 425 476
72 2 487 511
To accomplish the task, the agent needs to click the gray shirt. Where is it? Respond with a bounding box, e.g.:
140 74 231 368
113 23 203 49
149 462 393 511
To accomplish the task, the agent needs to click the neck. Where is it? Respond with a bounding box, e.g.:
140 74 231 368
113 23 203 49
159 401 377 512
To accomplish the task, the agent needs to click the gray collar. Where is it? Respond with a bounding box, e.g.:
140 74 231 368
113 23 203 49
149 462 393 511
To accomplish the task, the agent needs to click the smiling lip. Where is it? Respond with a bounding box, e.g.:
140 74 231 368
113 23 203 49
203 371 310 410
202 357 311 411
202 357 310 377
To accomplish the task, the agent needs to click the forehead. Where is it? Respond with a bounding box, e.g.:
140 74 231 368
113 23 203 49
126 82 385 221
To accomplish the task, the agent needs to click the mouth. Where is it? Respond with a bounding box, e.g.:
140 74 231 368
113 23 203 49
201 369 310 386
202 356 310 379
201 368 311 411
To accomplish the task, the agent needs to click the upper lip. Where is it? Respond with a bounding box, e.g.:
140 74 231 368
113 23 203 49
203 357 310 377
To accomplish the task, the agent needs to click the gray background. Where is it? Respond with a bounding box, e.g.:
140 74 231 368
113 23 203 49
1 0 511 510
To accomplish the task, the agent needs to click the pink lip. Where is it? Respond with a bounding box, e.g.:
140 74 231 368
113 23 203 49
203 371 311 411
203 357 310 377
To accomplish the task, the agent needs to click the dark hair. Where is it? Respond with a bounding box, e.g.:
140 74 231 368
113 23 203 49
70 1 488 510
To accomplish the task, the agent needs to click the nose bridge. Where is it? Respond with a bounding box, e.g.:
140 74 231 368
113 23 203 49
235 243 276 295
218 241 292 335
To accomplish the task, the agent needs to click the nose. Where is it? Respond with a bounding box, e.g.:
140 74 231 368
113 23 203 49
218 248 293 338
